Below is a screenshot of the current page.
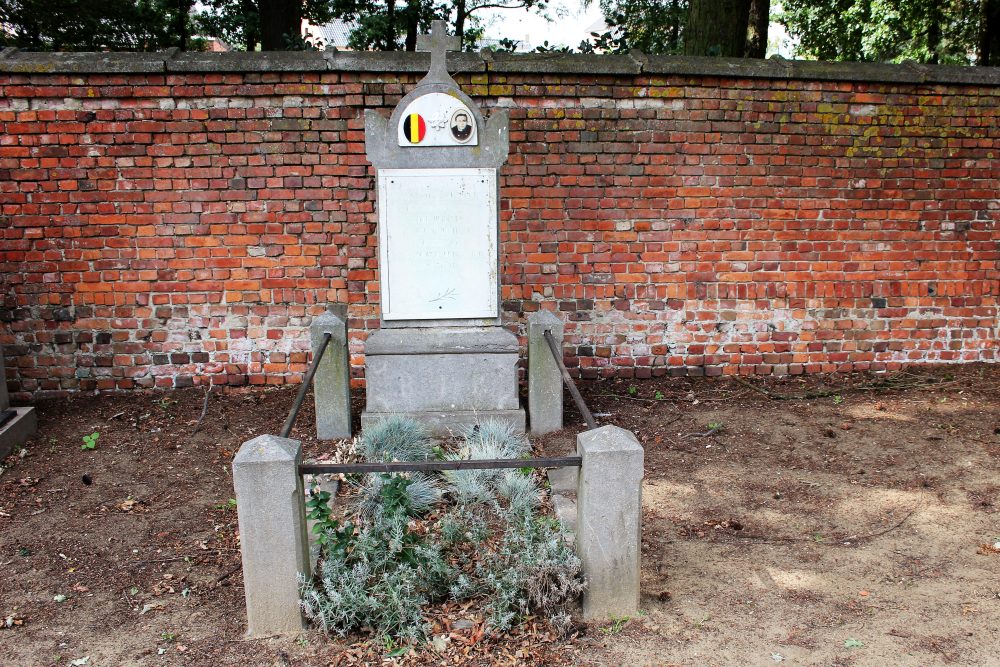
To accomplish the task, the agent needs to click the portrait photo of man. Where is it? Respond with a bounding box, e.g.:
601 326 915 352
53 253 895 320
450 110 473 142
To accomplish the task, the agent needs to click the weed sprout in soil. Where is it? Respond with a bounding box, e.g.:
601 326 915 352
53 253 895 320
299 416 584 642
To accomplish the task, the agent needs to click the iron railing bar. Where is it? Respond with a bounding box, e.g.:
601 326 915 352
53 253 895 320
280 332 333 438
542 329 597 430
299 455 581 476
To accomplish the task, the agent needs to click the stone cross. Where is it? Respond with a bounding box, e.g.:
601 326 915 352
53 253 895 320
416 20 461 80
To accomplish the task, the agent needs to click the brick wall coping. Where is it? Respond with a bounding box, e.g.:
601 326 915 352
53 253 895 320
1 45 999 86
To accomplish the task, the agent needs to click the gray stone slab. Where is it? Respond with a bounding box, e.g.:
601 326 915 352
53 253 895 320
551 493 577 546
233 435 309 637
3 51 1000 86
0 407 36 461
365 352 519 412
311 309 351 440
576 425 643 621
168 51 327 72
1 353 8 410
361 408 525 438
527 311 564 435
547 466 578 495
365 326 518 355
327 50 485 74
0 51 170 73
364 327 521 419
484 51 641 75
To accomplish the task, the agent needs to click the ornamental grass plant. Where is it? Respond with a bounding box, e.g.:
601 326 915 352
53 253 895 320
300 417 584 642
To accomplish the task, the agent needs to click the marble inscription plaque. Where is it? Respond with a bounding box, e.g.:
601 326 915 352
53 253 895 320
378 168 498 320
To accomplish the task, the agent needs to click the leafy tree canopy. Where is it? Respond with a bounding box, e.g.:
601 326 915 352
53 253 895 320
779 0 983 64
0 0 190 50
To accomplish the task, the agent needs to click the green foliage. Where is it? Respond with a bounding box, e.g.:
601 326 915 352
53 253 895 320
359 415 433 463
354 472 440 520
599 614 631 635
779 0 982 64
300 417 583 642
478 513 584 634
589 0 688 54
214 497 237 511
301 498 453 640
80 432 99 450
0 0 195 51
306 483 354 557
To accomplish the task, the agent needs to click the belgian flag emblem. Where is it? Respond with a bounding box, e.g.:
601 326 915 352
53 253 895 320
402 113 427 143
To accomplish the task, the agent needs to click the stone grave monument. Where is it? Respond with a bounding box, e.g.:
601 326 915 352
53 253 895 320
0 353 36 459
362 21 524 435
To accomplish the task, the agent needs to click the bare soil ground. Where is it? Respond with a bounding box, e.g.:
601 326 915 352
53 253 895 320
1 364 999 666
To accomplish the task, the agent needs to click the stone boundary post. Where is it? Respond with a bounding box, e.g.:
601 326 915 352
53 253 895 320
233 434 310 637
527 310 564 434
576 425 644 620
311 307 351 440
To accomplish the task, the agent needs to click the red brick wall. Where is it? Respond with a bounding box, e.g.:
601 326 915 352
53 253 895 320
1 56 998 398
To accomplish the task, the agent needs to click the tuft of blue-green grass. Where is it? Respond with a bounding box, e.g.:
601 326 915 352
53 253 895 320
358 416 433 463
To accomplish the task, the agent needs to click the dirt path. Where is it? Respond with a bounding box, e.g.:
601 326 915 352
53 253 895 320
541 365 1000 666
1 365 999 666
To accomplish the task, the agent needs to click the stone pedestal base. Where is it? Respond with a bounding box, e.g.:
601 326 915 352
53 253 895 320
363 326 525 436
0 407 37 460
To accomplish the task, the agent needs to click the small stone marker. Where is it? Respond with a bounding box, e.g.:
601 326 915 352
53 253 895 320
363 20 523 434
233 434 310 637
576 425 643 620
311 307 351 440
0 352 36 460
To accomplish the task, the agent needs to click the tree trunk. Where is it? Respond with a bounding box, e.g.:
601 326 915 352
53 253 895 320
385 0 397 50
455 0 467 44
683 0 752 57
670 0 680 51
926 1 941 64
240 0 259 50
403 0 420 51
744 0 769 58
259 0 301 50
173 0 192 50
980 0 1000 65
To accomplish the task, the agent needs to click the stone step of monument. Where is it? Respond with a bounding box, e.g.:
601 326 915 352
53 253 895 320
547 467 577 547
550 493 577 547
0 407 37 461
547 466 578 495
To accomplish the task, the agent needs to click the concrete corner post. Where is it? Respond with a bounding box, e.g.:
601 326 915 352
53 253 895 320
527 310 564 435
576 425 644 620
233 434 310 637
311 308 351 440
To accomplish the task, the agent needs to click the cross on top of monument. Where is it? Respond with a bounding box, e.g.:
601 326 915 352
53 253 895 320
416 20 461 81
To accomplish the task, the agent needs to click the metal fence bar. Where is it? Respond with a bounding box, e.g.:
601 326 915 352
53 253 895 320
542 329 597 430
280 332 333 438
299 455 581 476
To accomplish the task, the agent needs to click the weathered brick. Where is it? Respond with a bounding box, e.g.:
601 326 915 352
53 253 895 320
0 66 997 399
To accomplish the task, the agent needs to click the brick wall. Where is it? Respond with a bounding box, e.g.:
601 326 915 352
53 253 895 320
1 51 998 398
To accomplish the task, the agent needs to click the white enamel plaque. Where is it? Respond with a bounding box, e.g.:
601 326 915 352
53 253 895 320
397 93 478 147
378 168 497 321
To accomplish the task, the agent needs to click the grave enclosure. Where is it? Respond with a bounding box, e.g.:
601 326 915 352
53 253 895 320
232 24 644 635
